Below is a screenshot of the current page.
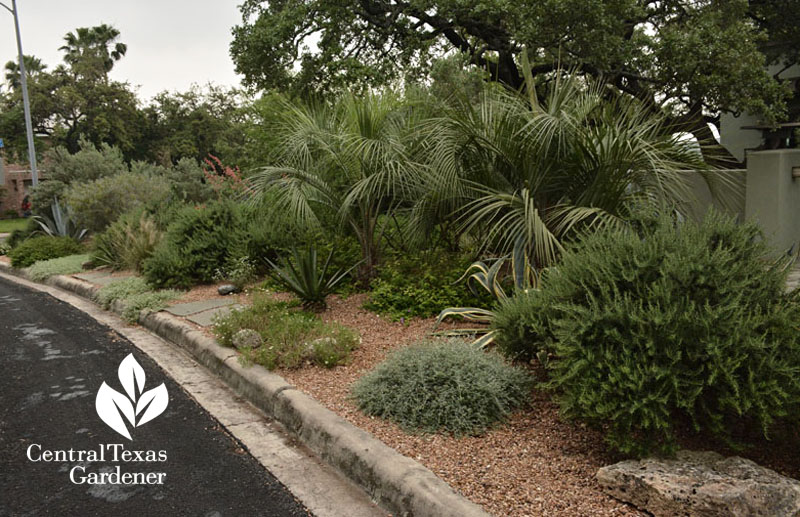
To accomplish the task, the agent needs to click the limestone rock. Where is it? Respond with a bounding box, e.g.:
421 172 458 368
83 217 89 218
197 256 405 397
232 329 263 349
597 450 800 517
218 284 240 295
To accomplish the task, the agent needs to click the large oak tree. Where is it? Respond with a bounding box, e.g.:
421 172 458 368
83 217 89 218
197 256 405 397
230 0 800 164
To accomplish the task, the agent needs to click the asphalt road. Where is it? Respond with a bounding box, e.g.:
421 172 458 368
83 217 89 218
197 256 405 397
0 276 310 517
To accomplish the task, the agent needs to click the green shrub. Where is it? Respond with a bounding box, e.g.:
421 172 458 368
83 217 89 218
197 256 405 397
92 210 163 271
212 295 360 369
214 256 257 290
9 236 83 268
94 277 151 309
30 180 69 218
165 158 215 204
364 253 492 319
143 201 243 289
6 218 39 249
64 171 170 233
230 202 299 267
27 254 90 281
121 290 180 323
46 140 126 184
143 202 234 286
352 339 532 436
492 211 800 455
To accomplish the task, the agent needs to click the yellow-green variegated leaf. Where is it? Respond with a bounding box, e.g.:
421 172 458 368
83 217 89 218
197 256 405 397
435 307 495 328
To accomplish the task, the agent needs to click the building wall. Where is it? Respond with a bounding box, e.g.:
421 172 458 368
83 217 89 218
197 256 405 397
0 157 45 216
745 149 800 255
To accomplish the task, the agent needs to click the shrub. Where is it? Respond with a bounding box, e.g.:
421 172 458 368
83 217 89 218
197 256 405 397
165 158 215 204
230 201 299 267
492 211 800 455
212 295 359 369
351 339 532 436
27 254 90 281
364 253 492 319
143 201 243 289
46 140 126 183
64 171 170 233
29 180 69 218
121 290 181 323
214 256 257 290
9 236 83 268
6 218 39 249
94 277 151 309
92 210 163 272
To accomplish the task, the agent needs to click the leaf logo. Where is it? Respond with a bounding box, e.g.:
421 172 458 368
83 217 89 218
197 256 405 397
95 353 168 440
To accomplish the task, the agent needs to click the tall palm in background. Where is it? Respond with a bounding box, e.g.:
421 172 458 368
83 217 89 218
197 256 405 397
60 24 127 82
415 76 741 268
3 55 46 91
248 94 423 283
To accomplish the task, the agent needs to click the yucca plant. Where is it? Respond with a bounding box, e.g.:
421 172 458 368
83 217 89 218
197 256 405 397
34 197 88 242
266 245 359 310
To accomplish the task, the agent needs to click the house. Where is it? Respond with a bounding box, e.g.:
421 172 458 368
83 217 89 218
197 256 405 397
0 154 45 216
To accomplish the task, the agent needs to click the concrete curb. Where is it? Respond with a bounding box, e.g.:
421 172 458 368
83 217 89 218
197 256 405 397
0 262 490 517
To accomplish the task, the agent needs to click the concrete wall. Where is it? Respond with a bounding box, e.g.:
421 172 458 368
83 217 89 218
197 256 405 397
745 149 800 255
685 169 746 222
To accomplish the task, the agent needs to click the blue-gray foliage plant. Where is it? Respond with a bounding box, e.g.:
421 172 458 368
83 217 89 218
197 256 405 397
34 197 88 242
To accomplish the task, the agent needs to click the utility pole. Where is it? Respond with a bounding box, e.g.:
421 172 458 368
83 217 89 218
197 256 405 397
1 0 39 185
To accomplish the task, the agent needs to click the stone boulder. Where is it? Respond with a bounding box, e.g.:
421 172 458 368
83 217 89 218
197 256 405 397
218 284 240 296
597 450 800 517
232 329 263 349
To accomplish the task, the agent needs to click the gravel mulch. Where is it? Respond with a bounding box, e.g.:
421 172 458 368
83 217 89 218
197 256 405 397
270 293 642 516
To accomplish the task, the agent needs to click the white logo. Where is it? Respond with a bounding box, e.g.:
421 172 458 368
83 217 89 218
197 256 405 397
95 354 168 440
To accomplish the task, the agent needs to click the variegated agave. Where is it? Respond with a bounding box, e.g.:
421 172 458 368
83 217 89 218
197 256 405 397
434 245 542 348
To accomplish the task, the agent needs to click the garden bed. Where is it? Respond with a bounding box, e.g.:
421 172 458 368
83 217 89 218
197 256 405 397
191 287 642 516
12 262 800 516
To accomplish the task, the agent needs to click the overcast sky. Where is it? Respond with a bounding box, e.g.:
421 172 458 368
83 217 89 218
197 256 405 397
0 0 245 101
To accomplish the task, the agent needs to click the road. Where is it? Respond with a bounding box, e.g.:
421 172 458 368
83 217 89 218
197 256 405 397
0 276 310 517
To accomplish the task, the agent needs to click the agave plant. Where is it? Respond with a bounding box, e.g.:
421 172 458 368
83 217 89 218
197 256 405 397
34 197 88 242
435 250 542 349
266 245 360 310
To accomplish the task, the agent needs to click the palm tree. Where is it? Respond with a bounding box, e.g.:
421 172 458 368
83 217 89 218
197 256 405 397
248 94 423 283
60 24 127 81
4 55 46 90
414 75 742 268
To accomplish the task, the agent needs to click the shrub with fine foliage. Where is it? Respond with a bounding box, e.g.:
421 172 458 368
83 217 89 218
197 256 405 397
492 211 800 455
94 277 151 309
9 236 83 268
27 254 90 281
143 201 243 289
92 210 163 272
352 339 532 436
65 171 170 233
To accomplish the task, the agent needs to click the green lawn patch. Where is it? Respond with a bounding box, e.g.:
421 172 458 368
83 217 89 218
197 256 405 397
0 218 30 234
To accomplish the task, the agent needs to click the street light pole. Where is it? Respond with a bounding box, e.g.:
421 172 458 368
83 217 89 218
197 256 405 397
1 0 38 186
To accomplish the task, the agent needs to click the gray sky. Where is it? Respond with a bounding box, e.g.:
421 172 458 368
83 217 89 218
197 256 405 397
0 0 244 101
